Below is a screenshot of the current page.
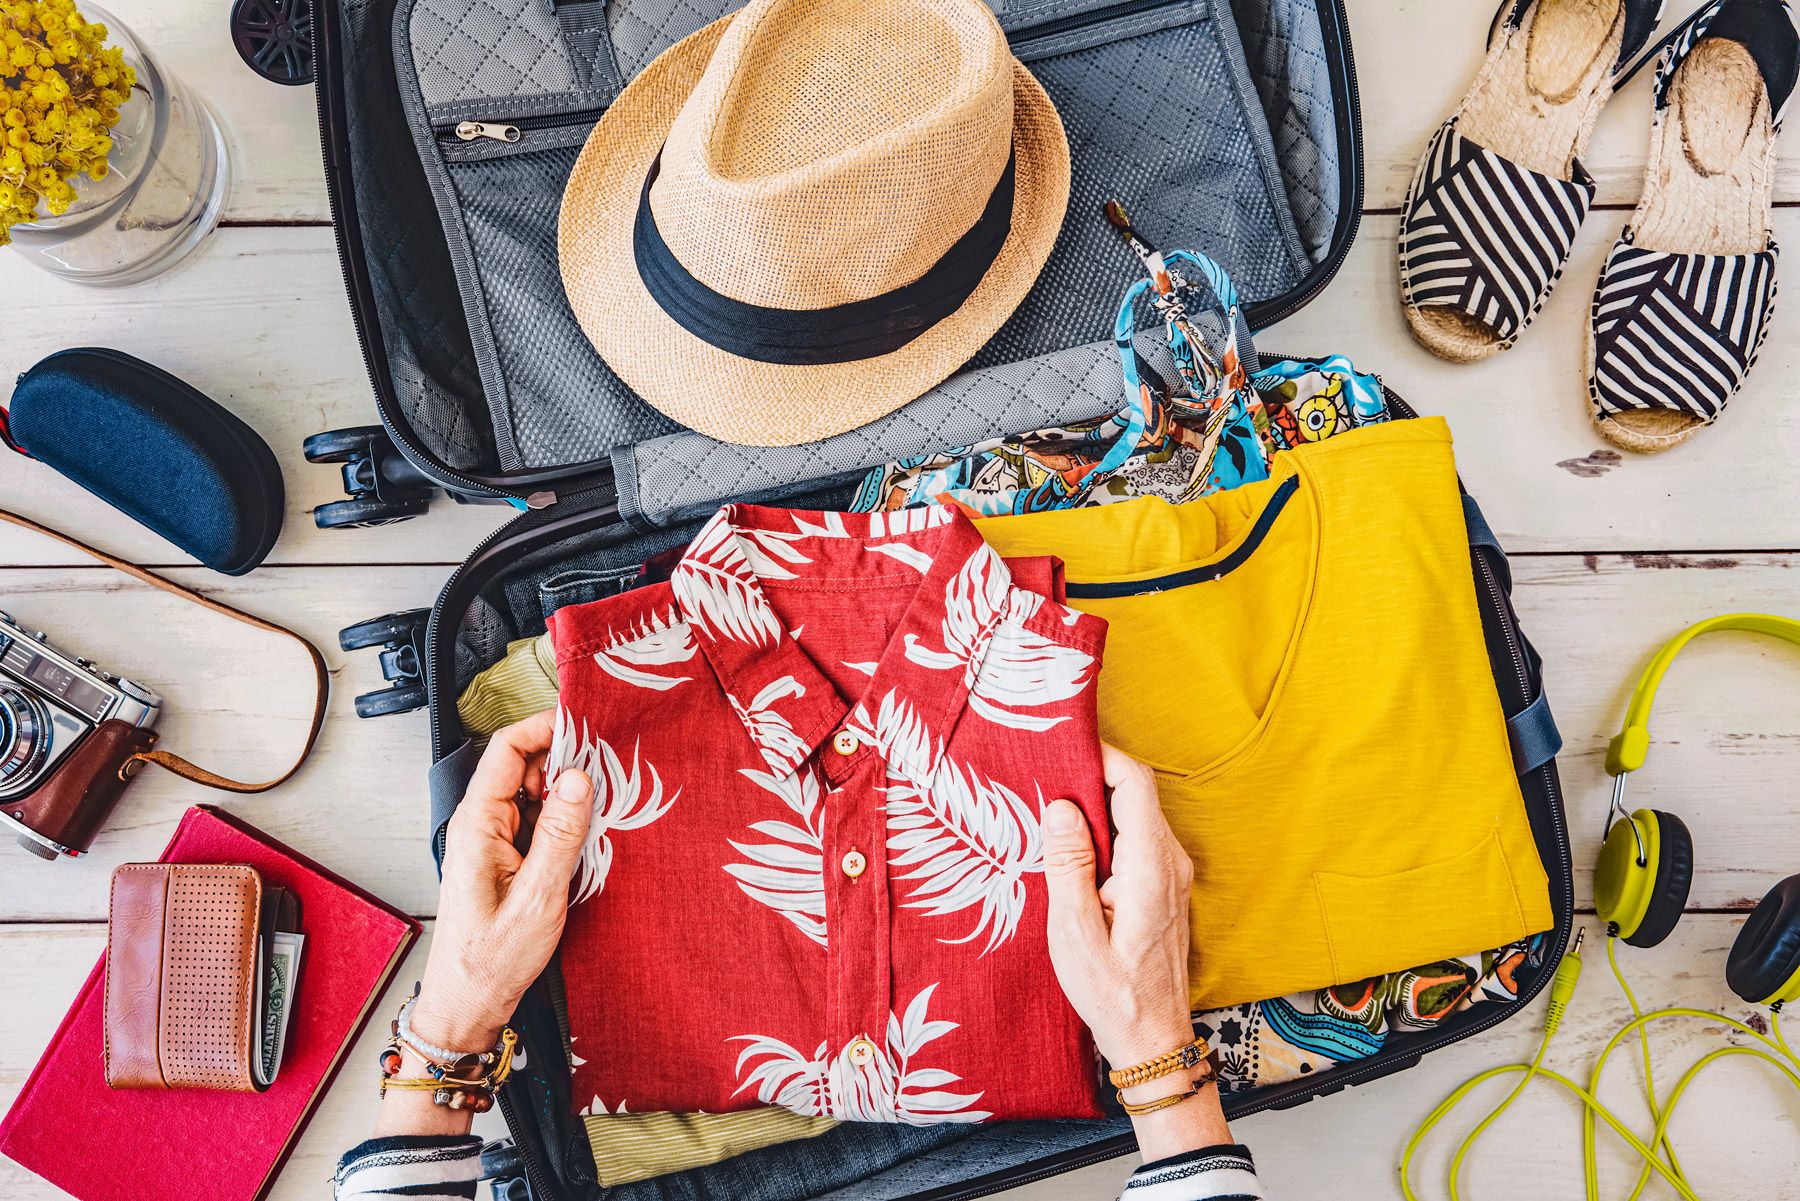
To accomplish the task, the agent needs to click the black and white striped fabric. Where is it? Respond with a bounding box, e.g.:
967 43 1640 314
1588 233 1779 422
335 1135 482 1200
1400 121 1597 346
1120 1144 1263 1201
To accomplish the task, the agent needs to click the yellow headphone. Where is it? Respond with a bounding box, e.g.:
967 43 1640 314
1404 615 1800 1201
1597 614 1800 1007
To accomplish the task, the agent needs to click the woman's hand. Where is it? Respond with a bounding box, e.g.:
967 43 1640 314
1042 743 1232 1160
1042 744 1195 1066
375 710 593 1136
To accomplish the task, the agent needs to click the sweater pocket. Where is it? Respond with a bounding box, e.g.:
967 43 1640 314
1312 828 1531 984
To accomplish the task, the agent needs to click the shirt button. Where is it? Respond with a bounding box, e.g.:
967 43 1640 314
831 730 860 756
847 1037 877 1067
841 849 867 879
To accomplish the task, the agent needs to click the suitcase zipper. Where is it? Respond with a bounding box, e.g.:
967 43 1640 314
421 486 622 773
437 110 600 147
313 1 515 502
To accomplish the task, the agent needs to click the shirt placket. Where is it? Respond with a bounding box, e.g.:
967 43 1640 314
817 728 893 1088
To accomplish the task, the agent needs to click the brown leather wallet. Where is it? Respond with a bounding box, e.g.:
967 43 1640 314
104 863 300 1091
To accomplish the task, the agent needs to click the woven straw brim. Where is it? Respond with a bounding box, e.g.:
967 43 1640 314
558 14 1070 448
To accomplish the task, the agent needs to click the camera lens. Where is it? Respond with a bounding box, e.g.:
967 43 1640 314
0 684 51 788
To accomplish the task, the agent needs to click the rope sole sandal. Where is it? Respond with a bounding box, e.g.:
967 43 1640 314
1399 0 1663 362
1589 0 1799 452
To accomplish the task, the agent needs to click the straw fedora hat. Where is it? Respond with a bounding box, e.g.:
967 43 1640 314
558 0 1070 447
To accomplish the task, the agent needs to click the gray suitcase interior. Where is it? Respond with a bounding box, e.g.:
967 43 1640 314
325 0 1360 524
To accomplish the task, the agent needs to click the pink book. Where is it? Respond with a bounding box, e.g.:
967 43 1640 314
0 806 420 1201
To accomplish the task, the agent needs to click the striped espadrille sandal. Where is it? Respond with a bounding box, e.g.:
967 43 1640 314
1589 0 1799 452
1399 0 1664 362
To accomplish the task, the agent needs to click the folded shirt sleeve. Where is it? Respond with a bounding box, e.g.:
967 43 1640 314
334 1134 483 1200
1120 1143 1263 1201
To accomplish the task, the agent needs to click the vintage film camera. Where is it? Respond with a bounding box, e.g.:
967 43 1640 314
0 610 161 860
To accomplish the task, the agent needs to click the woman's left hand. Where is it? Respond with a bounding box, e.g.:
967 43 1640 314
410 710 593 1053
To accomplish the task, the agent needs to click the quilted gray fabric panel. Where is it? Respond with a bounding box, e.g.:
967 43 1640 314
1231 0 1341 262
608 0 735 82
409 0 579 108
626 333 1176 527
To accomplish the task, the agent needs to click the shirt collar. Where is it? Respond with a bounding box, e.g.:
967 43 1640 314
669 505 1013 786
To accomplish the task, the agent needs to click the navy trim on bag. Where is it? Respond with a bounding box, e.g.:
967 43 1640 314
632 150 1016 366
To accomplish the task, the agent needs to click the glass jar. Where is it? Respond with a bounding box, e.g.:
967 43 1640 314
6 4 230 286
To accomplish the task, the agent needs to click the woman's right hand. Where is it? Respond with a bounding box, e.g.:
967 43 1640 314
1041 743 1233 1159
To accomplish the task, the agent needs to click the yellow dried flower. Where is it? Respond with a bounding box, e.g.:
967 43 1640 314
0 0 132 243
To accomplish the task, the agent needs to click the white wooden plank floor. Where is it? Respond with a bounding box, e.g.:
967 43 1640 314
4 0 1799 1197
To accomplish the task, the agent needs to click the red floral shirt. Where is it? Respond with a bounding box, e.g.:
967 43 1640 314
546 504 1112 1123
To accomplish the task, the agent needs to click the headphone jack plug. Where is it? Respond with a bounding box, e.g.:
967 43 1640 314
1544 927 1585 1039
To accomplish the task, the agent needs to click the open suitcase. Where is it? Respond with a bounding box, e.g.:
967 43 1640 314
309 0 1577 1195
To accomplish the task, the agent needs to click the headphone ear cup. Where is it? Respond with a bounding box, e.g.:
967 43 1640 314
1726 875 1800 1005
1622 810 1693 949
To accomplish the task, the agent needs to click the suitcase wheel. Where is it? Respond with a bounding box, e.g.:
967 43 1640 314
231 0 315 85
313 495 431 529
339 609 429 652
304 425 388 464
306 425 440 529
355 683 429 719
341 609 431 720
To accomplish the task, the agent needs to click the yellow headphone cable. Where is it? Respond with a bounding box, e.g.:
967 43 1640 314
1399 927 1800 1200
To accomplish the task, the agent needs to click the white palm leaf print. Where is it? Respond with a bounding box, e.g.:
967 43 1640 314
965 614 1096 733
731 1035 835 1116
736 526 813 580
885 758 1045 954
845 689 939 788
882 984 990 1121
551 707 680 905
867 541 935 573
725 765 827 946
903 544 1010 682
671 512 780 646
790 511 850 539
728 675 809 770
731 984 989 1124
592 605 696 692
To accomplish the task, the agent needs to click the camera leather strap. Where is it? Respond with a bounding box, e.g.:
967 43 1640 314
0 507 328 793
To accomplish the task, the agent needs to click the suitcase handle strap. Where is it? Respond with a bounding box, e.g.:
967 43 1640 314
1461 494 1562 775
0 507 328 793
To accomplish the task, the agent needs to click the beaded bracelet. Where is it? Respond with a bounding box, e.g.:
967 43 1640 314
378 985 518 1112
